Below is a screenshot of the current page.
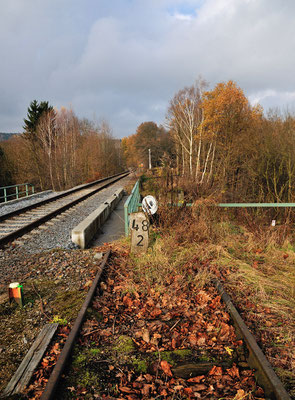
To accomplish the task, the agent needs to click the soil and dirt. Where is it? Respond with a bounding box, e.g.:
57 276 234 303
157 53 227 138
0 248 104 394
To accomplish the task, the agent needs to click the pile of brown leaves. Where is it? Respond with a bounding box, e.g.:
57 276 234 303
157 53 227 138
23 243 268 399
65 245 265 399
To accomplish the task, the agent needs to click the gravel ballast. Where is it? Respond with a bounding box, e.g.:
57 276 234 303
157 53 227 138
0 190 58 216
0 176 131 294
0 175 133 393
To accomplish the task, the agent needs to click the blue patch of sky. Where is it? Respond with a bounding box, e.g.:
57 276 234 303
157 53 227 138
167 0 204 18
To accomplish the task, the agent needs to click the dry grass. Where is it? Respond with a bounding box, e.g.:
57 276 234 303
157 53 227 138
132 196 295 395
129 229 213 296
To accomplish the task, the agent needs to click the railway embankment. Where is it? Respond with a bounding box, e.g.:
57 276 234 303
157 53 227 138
0 174 134 395
19 219 294 399
0 172 294 399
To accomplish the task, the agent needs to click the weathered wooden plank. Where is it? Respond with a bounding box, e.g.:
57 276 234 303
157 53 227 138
172 362 233 379
2 323 58 397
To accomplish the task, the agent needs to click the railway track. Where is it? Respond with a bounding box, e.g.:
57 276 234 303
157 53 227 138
8 250 289 400
0 171 129 248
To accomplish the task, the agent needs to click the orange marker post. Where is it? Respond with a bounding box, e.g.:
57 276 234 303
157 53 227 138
9 282 24 307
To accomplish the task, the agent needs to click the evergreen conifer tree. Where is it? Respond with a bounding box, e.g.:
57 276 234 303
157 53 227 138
23 100 53 141
22 100 54 190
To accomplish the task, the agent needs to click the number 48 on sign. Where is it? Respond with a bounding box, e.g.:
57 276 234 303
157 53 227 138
129 212 149 254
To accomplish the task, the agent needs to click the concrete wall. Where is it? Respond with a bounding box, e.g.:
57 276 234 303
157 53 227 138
71 188 124 249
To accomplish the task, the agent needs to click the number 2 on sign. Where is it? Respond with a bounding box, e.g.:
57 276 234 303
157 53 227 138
137 235 144 246
136 219 149 246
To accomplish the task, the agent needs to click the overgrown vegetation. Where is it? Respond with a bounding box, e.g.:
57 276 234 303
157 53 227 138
123 79 295 204
9 173 294 398
138 173 295 396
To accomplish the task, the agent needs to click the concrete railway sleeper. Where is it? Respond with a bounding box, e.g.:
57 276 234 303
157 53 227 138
0 172 129 248
7 251 290 400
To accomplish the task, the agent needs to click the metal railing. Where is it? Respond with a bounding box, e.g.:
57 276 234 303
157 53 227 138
124 180 141 236
218 202 295 208
0 183 35 203
124 177 295 235
170 201 295 208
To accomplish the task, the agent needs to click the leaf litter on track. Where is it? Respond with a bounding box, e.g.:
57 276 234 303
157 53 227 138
31 242 267 400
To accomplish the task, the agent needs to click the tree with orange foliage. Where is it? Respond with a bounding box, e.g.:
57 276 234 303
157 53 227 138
122 134 138 168
122 122 173 169
200 80 253 191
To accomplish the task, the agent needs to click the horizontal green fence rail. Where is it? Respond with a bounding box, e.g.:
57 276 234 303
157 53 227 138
0 183 35 203
124 183 295 236
219 203 295 208
124 180 141 236
171 202 295 208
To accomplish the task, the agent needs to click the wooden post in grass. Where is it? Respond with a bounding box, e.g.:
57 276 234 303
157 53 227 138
130 212 149 254
9 282 24 307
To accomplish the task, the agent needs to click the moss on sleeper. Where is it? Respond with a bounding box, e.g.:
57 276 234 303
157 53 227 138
76 370 101 390
113 335 135 354
89 348 101 356
157 349 192 366
131 357 148 373
111 336 149 373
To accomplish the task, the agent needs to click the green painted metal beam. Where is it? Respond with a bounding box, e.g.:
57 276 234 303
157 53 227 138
124 180 141 236
218 203 295 208
124 178 295 237
169 202 295 208
0 183 35 202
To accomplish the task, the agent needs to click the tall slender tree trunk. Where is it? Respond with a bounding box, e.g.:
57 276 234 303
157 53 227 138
207 143 216 183
200 142 212 184
195 137 202 182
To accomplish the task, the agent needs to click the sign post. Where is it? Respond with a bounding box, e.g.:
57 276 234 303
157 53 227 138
130 212 149 254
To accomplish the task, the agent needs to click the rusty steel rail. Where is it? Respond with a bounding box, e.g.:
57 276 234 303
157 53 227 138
18 255 290 400
40 250 111 400
213 279 291 400
0 171 128 223
0 172 129 247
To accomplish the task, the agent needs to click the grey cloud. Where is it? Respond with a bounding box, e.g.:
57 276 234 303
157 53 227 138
0 0 295 136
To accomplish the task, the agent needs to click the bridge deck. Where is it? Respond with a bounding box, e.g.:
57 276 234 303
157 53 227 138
90 195 128 247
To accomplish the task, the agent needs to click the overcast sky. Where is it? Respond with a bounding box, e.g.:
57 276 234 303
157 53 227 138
0 0 294 137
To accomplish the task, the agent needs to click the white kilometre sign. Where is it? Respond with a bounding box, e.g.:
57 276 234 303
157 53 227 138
142 195 158 215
